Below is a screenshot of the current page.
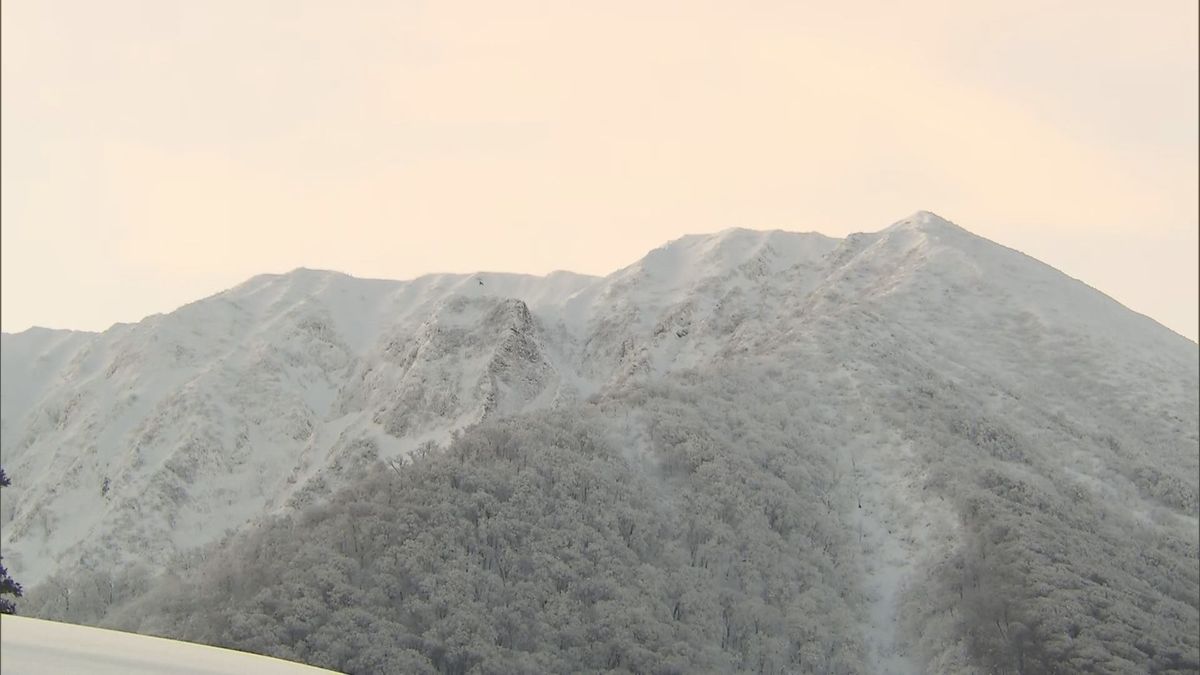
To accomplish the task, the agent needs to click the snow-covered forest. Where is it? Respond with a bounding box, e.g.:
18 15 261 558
5 213 1198 673
24 358 1200 673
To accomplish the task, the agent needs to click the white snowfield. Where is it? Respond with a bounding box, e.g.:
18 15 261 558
0 615 342 674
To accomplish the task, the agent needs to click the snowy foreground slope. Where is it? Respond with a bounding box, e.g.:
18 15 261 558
0 615 339 674
2 211 1197 673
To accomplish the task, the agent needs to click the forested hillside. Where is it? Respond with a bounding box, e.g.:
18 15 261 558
31 346 1200 673
78 372 874 674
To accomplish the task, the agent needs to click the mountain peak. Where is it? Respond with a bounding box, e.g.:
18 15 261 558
886 210 964 234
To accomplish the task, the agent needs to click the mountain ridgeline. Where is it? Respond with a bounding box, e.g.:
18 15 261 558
2 212 1197 673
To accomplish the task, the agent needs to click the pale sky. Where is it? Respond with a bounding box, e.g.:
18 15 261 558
2 1 1197 340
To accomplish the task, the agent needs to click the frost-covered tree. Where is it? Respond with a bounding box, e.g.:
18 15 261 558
0 467 25 614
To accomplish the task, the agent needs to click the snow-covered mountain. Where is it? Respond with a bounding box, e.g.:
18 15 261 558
0 224 835 585
2 211 1196 672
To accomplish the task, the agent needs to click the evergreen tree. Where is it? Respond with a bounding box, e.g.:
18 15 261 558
0 467 24 614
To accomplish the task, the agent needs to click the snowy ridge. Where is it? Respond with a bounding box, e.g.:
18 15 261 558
1 226 853 588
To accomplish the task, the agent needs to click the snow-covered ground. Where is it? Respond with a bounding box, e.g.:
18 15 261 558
0 615 341 674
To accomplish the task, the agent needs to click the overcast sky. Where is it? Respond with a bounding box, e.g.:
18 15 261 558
2 0 1196 340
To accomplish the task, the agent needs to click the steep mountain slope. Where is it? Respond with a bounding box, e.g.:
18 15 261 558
0 226 845 589
0 268 597 584
2 212 1197 673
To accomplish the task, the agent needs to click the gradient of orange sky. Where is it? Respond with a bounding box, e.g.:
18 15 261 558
2 1 1197 340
